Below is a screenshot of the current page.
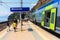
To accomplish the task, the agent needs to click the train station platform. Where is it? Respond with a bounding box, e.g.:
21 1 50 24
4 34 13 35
0 21 60 40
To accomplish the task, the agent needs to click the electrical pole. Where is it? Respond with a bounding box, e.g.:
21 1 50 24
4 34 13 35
20 0 23 31
21 0 23 7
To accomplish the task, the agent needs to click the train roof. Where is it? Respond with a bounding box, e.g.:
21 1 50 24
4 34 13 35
31 0 60 14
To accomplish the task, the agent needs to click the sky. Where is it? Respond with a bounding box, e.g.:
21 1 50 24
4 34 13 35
0 0 38 22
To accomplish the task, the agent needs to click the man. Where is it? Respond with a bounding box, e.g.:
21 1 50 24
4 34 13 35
21 14 25 26
7 21 10 32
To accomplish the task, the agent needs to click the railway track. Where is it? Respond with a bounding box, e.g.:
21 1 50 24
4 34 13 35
0 21 12 31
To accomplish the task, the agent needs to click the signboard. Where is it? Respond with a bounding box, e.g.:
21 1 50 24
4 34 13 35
10 7 30 12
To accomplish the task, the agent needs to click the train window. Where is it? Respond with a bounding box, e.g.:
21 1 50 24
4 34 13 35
55 16 60 34
51 13 54 23
43 10 51 27
32 14 35 18
45 10 50 18
42 14 45 21
45 10 50 23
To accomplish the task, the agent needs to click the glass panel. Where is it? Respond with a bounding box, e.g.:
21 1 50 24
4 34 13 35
55 17 60 34
51 13 54 23
42 14 45 21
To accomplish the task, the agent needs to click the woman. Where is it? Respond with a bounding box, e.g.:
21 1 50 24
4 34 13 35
13 20 17 32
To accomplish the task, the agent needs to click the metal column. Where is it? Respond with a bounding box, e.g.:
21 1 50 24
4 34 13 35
20 0 23 31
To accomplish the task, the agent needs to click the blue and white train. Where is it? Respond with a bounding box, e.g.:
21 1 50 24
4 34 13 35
30 0 60 34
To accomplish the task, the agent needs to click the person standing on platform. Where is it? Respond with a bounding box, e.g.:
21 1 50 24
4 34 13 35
7 21 10 32
13 20 17 32
21 14 25 26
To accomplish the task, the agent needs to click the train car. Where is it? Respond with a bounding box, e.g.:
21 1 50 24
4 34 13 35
30 0 60 34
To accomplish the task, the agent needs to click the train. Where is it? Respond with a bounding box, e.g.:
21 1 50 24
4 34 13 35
29 0 60 34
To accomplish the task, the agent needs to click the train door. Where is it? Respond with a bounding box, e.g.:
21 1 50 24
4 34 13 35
41 11 45 27
50 8 57 31
44 10 51 28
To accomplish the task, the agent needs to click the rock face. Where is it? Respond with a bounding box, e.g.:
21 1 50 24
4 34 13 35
31 0 51 13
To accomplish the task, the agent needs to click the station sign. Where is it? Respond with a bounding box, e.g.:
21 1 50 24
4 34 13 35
10 7 30 12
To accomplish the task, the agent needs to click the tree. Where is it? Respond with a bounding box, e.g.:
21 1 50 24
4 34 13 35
8 12 20 22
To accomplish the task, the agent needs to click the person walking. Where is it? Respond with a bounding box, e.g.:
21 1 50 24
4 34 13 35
13 20 17 32
7 21 10 32
21 14 25 26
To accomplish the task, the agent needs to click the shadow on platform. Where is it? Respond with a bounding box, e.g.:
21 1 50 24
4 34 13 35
28 28 33 31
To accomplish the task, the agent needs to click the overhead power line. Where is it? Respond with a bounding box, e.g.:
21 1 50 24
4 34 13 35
0 1 10 7
0 0 37 10
0 2 36 4
0 0 10 9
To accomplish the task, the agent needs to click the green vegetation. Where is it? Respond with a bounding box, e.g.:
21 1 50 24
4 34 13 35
8 12 20 21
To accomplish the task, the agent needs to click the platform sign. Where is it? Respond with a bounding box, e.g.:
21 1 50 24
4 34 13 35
10 7 30 12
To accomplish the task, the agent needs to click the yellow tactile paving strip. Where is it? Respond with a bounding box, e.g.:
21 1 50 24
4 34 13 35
3 22 35 40
28 21 60 40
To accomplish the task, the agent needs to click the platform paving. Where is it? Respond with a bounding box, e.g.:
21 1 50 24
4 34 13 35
1 22 43 40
